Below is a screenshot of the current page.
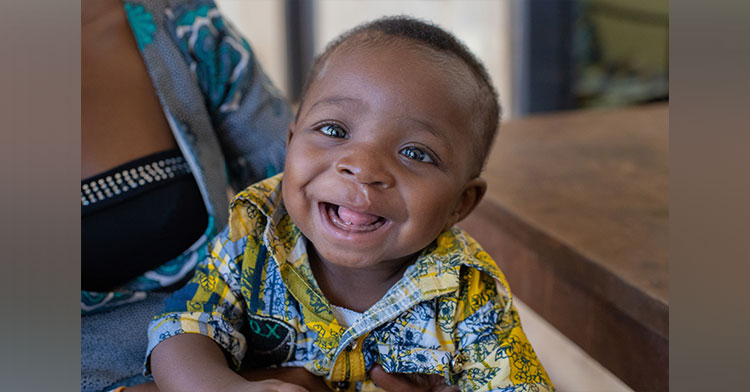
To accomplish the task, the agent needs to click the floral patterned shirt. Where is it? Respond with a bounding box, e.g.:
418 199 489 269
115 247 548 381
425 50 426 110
146 174 554 392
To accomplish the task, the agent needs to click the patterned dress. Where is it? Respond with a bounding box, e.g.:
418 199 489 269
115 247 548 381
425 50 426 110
81 1 292 390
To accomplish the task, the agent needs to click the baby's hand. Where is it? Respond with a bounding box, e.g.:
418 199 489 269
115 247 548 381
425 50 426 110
120 378 310 392
241 366 330 391
369 364 459 392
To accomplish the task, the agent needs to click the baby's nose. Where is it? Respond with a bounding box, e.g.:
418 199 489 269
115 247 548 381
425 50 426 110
335 153 394 189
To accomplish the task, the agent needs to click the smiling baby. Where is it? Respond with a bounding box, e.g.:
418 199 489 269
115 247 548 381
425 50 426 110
146 16 554 392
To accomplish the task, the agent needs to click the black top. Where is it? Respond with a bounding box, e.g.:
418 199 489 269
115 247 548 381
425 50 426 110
81 149 208 292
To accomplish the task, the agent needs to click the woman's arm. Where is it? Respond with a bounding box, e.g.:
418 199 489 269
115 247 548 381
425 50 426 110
165 0 293 190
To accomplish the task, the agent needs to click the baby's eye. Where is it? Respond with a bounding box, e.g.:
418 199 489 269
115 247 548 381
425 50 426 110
400 146 435 163
318 124 348 138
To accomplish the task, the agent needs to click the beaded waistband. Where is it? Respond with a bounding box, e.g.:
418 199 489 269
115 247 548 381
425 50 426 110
81 149 192 208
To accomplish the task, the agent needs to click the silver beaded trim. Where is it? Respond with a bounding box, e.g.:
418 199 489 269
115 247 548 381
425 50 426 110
81 157 191 206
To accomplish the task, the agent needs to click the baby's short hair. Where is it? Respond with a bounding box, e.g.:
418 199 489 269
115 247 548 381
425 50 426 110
298 16 501 177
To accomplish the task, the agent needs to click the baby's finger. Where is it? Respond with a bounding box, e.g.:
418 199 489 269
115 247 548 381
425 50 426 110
368 364 422 392
246 379 310 392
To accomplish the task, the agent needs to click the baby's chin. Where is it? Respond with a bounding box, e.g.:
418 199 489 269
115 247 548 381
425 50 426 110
308 242 420 272
308 245 384 269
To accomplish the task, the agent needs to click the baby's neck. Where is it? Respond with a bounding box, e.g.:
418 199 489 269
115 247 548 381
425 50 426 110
308 249 416 313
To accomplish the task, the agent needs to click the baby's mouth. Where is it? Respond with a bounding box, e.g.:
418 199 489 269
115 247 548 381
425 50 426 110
322 202 387 232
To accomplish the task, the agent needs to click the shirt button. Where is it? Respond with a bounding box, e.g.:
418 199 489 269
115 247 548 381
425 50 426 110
451 352 466 373
346 341 358 351
332 381 350 391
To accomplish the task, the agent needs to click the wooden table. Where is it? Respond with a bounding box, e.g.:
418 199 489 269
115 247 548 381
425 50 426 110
458 103 668 391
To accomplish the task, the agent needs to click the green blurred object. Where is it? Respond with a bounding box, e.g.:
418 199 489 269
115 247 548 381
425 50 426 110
574 0 669 108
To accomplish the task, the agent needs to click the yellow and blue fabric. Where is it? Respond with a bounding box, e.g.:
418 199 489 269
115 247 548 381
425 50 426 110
146 174 555 392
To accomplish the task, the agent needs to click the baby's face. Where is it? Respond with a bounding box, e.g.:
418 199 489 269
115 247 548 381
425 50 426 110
282 42 484 270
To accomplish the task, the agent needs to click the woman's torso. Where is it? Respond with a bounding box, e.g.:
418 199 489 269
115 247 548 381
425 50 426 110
82 0 177 179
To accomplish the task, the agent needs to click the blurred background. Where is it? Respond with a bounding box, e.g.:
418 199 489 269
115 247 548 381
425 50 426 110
216 0 668 120
214 1 668 391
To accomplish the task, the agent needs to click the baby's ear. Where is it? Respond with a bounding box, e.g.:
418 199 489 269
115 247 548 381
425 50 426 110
445 177 487 230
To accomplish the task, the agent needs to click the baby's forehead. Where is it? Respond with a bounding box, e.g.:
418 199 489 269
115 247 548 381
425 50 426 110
315 46 473 111
311 39 479 105
333 36 466 74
